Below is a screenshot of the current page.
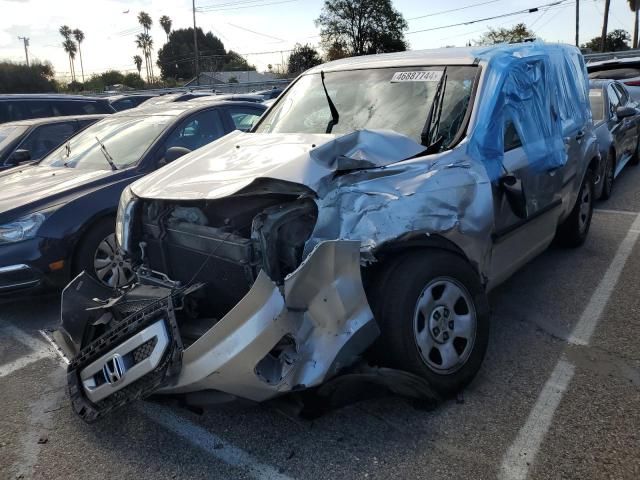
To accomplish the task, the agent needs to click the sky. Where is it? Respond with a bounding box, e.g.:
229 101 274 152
0 0 638 82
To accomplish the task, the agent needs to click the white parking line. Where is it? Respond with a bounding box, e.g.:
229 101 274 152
569 213 640 345
140 402 293 480
594 208 640 216
499 211 640 480
0 324 56 378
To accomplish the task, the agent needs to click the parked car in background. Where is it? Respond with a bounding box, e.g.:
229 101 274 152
52 42 600 422
254 87 284 100
0 115 104 170
587 56 640 101
0 95 115 124
139 91 214 107
206 93 266 103
589 79 640 199
107 94 157 112
0 100 266 295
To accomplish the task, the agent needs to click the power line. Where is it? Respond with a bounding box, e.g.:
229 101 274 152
406 0 567 35
197 0 298 13
408 0 505 21
226 23 285 42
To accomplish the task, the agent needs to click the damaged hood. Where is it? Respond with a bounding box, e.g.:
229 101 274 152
130 129 426 200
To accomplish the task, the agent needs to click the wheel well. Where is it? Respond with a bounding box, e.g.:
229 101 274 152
362 236 480 298
589 155 601 176
608 147 616 170
69 213 116 276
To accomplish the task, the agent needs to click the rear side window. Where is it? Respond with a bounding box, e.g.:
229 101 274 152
589 89 605 122
1 101 55 122
589 67 640 80
19 121 77 160
53 101 105 115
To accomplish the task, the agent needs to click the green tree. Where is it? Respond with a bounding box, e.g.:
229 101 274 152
159 15 172 42
0 61 57 93
582 29 631 52
155 28 254 80
287 43 322 75
475 23 535 45
316 0 408 57
72 29 85 83
325 40 349 61
123 72 145 89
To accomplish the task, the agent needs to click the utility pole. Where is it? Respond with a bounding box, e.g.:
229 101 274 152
17 36 29 66
575 0 579 47
192 0 200 86
635 8 639 49
600 0 611 52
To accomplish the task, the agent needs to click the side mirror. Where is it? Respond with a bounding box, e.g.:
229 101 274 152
163 146 191 164
499 173 528 219
615 105 637 120
7 149 31 166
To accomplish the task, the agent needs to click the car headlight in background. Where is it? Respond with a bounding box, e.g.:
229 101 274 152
115 185 138 253
0 212 47 244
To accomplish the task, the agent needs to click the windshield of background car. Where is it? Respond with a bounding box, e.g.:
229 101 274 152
255 66 479 148
0 124 27 149
40 114 172 169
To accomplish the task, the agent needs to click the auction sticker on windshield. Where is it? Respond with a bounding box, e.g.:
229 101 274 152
391 71 443 82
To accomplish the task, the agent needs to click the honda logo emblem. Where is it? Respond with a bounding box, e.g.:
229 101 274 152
102 354 126 385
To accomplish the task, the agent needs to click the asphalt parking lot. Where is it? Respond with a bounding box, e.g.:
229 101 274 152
2 170 640 480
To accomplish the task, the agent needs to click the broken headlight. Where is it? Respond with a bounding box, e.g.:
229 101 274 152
115 185 138 253
0 212 47 244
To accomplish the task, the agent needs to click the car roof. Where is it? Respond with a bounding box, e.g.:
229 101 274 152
1 114 108 128
111 100 267 118
304 42 579 74
0 94 108 101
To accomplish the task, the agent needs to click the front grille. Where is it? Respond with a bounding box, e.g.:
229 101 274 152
132 337 158 364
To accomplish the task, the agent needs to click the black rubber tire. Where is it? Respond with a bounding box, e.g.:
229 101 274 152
630 140 640 166
600 151 615 200
369 250 490 397
556 171 594 248
72 217 115 282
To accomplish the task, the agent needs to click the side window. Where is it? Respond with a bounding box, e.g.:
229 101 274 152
228 107 264 132
77 118 98 130
22 101 54 120
504 120 522 151
0 102 21 123
18 122 76 160
607 84 621 117
589 89 605 122
162 109 225 154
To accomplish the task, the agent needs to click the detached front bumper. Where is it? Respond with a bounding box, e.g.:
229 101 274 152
55 240 378 421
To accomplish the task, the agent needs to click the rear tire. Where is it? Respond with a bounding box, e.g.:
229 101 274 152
370 251 490 396
600 152 615 200
73 218 134 288
556 171 594 247
631 140 640 166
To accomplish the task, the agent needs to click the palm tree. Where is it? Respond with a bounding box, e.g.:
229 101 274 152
136 12 154 83
72 29 85 83
133 55 143 77
159 15 172 43
59 25 76 82
62 38 77 83
136 33 154 83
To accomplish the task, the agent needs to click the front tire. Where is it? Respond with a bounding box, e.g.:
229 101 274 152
370 251 490 396
73 218 134 288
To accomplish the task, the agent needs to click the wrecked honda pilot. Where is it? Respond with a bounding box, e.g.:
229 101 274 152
53 42 599 421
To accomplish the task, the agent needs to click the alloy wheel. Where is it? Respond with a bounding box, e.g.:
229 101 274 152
578 183 592 234
93 233 134 288
413 277 477 374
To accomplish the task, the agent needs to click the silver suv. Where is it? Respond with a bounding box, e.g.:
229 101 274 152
54 42 599 421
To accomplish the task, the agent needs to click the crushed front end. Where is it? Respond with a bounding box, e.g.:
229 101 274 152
55 190 378 421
